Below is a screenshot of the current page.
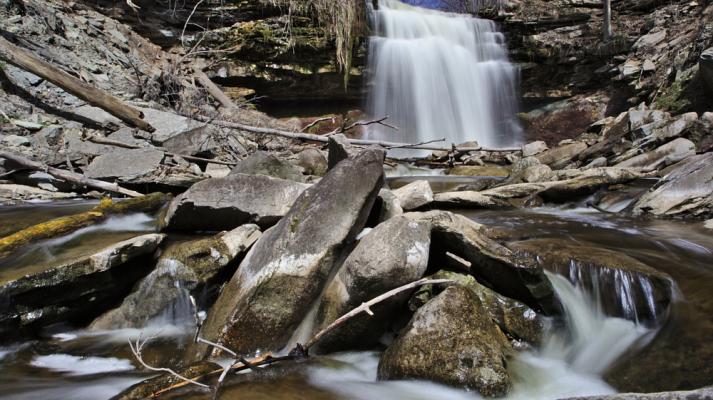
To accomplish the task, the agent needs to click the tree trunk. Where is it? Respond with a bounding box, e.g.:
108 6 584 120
0 34 155 132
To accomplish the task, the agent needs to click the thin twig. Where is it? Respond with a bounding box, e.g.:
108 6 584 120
180 0 205 46
129 336 210 389
301 116 335 132
386 138 446 150
343 116 398 132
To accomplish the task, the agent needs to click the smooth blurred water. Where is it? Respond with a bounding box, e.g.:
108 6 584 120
366 0 522 152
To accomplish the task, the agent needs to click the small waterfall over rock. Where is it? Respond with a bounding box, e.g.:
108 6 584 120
366 0 522 151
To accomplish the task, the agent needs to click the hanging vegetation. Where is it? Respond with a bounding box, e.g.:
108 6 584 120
269 0 366 85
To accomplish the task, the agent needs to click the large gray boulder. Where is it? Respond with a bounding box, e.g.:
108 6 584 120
632 152 713 218
90 225 260 330
312 216 431 353
406 211 560 315
616 138 696 172
510 239 675 324
378 285 512 397
229 151 305 182
192 148 385 357
161 173 309 231
0 234 164 342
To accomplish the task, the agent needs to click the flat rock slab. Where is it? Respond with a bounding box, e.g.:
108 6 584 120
161 173 309 231
85 148 165 179
73 105 206 143
0 233 164 342
632 152 713 217
229 151 305 182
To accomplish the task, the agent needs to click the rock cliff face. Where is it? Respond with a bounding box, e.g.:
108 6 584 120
78 0 712 122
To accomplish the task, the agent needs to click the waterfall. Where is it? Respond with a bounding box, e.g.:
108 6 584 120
366 0 522 152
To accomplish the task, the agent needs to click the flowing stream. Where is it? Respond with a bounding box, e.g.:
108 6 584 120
366 0 522 151
1 201 712 399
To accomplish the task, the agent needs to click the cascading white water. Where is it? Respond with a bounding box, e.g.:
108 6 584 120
366 0 522 152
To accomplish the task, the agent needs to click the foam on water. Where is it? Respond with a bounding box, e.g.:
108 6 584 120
367 0 522 153
30 354 134 376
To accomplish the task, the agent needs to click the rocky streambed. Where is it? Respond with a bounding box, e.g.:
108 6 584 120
1 128 713 399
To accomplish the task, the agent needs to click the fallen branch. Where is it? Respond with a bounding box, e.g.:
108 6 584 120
0 150 143 197
386 138 446 150
301 116 335 132
0 192 170 256
342 115 398 132
0 34 154 132
82 133 237 166
193 71 238 111
302 278 452 350
129 335 210 389
185 114 519 153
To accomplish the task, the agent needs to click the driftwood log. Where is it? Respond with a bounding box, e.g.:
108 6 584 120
0 192 170 256
0 150 144 197
187 115 521 153
0 34 155 132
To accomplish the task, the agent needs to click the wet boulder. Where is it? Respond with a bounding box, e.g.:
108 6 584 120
378 285 512 397
90 225 261 330
392 180 433 210
615 138 695 172
412 271 545 346
406 211 560 315
229 150 305 182
192 148 385 357
0 234 164 342
161 173 309 231
312 215 431 353
510 239 675 324
632 152 713 218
